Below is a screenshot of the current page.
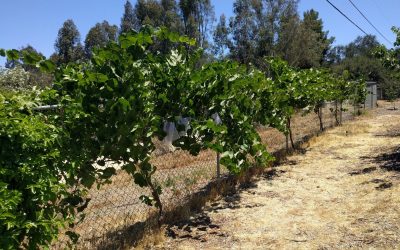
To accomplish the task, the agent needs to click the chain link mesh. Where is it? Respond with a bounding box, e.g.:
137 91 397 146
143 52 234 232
54 103 358 248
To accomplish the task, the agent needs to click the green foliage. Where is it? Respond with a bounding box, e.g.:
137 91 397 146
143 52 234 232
5 45 42 69
135 0 164 28
84 21 118 58
161 0 183 34
227 0 333 68
179 0 214 48
120 0 138 34
54 19 84 65
212 14 230 58
0 27 366 249
275 0 302 66
0 90 83 249
297 9 334 68
179 61 275 172
331 35 387 83
266 58 364 142
229 0 259 65
3 46 54 89
375 27 400 82
268 59 308 120
350 79 368 106
331 34 400 100
385 82 399 109
0 66 30 90
345 35 379 58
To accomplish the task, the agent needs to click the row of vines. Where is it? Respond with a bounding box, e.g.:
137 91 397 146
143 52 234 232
0 27 366 249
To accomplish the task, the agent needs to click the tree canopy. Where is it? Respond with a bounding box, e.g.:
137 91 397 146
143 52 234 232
84 21 118 58
3 0 400 98
54 19 84 64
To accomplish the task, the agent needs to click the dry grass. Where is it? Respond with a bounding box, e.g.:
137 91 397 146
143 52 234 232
56 103 360 248
155 100 400 249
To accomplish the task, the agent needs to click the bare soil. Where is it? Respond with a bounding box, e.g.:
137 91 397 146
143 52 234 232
151 101 400 249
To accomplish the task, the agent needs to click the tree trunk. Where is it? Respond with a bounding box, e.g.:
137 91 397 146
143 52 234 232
318 106 324 132
287 117 295 149
147 178 163 225
216 152 221 178
339 101 343 125
285 133 289 152
334 101 340 126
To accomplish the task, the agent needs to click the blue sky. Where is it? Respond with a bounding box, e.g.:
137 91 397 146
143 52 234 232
1 0 399 66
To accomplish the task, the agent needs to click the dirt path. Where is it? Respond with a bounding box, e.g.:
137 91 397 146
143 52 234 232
153 102 400 249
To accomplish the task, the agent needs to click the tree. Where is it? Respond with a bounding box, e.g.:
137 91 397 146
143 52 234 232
275 0 302 66
325 45 345 65
213 14 230 58
385 81 399 109
127 0 183 54
258 0 303 67
253 0 274 62
54 19 84 64
73 43 86 62
296 9 334 68
332 55 386 82
120 0 138 34
228 0 309 67
3 46 53 88
179 0 215 48
196 0 215 48
84 21 118 57
134 0 164 28
180 0 198 39
255 0 294 61
0 66 30 90
303 10 333 59
161 0 183 33
345 35 379 58
293 24 321 68
332 35 383 81
374 27 400 71
332 34 400 101
229 0 258 64
374 27 400 101
5 45 42 70
135 1 183 32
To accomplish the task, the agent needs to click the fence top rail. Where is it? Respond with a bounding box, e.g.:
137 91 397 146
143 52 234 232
32 105 60 111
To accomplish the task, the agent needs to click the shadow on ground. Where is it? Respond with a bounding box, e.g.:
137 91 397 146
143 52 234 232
355 146 400 191
372 147 400 172
165 213 227 242
164 194 242 242
163 176 270 242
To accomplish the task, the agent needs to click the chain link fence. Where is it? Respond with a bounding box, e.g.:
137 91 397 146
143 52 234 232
52 102 359 249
